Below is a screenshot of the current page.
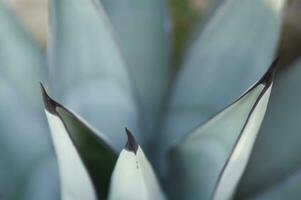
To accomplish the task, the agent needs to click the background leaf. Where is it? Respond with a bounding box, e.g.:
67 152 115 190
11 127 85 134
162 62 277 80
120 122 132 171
48 0 142 150
0 78 58 200
0 0 46 110
101 0 172 140
250 169 301 200
21 156 60 200
0 2 58 199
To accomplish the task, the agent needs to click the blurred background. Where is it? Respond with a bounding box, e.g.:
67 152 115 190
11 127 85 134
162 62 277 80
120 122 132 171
5 0 301 69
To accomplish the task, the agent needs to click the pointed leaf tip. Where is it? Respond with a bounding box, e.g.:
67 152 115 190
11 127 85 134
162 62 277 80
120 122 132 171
259 57 279 86
40 83 58 114
125 128 138 154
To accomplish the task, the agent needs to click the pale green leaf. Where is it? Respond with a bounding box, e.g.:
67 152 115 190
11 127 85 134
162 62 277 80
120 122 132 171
108 129 166 200
168 64 274 200
159 0 285 168
101 0 172 135
48 0 141 149
237 59 301 198
42 85 118 199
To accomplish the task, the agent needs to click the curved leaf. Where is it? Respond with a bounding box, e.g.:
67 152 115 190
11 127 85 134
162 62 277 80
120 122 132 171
101 0 172 135
41 85 118 199
168 62 275 200
159 0 285 166
237 59 301 198
48 0 141 149
108 129 166 200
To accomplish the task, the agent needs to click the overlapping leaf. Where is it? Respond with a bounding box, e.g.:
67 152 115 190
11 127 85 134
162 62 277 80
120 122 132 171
108 129 166 200
41 85 118 199
159 0 286 168
1 0 297 199
101 0 172 136
168 62 275 200
237 59 301 198
48 0 141 150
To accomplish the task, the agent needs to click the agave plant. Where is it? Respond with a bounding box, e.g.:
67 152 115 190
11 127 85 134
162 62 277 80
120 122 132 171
2 0 301 199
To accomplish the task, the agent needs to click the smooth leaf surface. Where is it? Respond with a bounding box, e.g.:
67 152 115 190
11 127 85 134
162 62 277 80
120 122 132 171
42 85 118 199
0 78 57 200
49 0 130 93
168 64 274 200
21 156 60 200
108 130 166 200
159 0 285 166
101 0 172 136
49 0 141 149
0 3 56 198
249 169 301 200
237 59 301 198
0 0 46 110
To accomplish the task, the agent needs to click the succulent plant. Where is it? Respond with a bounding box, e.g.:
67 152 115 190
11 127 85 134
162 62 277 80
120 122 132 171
2 0 301 199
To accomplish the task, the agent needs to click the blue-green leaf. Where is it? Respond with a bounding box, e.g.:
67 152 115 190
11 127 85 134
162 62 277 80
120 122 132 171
0 0 46 110
42 86 117 200
108 129 166 200
0 2 56 199
168 63 274 200
159 0 285 166
101 0 172 135
42 85 118 199
48 0 141 149
237 59 301 198
249 169 301 200
21 156 60 200
0 78 56 199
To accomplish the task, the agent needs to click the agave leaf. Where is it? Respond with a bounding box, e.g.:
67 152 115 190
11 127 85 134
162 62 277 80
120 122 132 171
108 129 166 200
168 61 275 200
248 169 301 200
48 0 130 92
48 0 141 149
237 59 301 198
101 0 172 135
0 0 46 110
21 156 60 200
159 0 285 164
0 78 58 200
0 3 56 198
41 85 118 199
187 0 224 43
